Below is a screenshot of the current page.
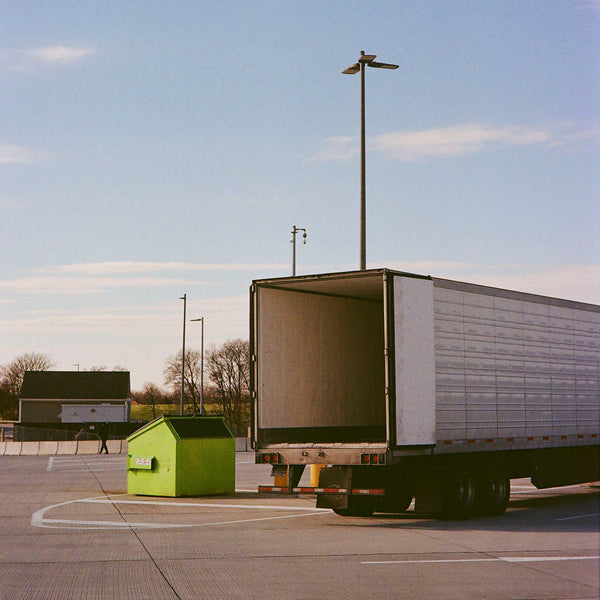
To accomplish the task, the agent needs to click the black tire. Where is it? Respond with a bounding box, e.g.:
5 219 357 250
476 468 510 516
392 490 414 513
381 489 413 513
443 470 477 520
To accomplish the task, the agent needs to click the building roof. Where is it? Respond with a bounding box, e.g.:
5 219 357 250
20 371 130 400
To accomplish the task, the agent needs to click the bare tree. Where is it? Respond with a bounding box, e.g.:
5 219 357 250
0 352 55 397
163 349 203 414
131 382 171 420
206 339 250 435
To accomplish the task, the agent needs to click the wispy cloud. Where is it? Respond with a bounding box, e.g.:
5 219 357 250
26 46 95 65
0 276 193 295
4 261 596 304
0 295 250 344
0 262 290 295
314 122 599 162
310 135 358 162
39 261 290 275
3 45 95 71
0 144 35 164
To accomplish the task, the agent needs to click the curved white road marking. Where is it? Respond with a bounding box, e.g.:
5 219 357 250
31 494 328 530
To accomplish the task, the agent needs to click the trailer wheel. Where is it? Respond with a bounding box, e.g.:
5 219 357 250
476 468 510 516
391 490 413 513
333 496 375 517
382 489 413 513
443 470 477 520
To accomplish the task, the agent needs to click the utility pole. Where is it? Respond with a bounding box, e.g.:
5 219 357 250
190 317 205 415
179 294 187 416
291 225 307 276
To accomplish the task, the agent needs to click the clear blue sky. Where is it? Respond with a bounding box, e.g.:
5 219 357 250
1 1 599 390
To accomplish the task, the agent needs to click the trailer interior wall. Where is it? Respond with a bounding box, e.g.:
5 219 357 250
433 279 600 444
254 281 386 444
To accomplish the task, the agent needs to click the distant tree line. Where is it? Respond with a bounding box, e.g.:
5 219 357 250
0 340 251 436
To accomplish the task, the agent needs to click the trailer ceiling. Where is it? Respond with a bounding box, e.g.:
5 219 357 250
254 269 388 301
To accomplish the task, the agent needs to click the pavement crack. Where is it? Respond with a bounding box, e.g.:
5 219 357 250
81 456 183 600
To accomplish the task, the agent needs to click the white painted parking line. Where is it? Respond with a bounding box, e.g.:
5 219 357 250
556 513 600 521
31 494 329 530
46 455 126 471
82 498 328 512
363 555 600 565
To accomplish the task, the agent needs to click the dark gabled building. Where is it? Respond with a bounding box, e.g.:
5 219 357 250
19 371 131 424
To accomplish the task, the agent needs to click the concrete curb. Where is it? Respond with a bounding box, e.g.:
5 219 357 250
5 441 22 456
1 438 249 456
57 441 77 455
39 441 58 455
20 441 40 456
76 440 100 454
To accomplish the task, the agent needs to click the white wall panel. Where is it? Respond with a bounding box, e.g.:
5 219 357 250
394 277 436 446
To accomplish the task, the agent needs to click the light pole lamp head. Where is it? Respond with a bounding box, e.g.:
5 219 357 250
342 62 360 75
358 53 377 63
370 61 399 70
343 52 398 74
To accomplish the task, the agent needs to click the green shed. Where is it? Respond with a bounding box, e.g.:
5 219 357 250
126 416 235 497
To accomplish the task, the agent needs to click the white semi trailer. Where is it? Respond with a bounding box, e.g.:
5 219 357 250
251 269 599 518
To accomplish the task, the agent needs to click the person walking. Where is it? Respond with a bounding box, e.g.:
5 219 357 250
98 422 110 454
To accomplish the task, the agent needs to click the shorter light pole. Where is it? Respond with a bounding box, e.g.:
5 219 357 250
179 294 187 416
190 317 204 415
291 225 307 276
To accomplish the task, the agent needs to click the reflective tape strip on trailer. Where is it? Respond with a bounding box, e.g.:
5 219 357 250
352 488 385 496
258 485 385 496
258 486 291 493
257 486 349 494
294 487 349 494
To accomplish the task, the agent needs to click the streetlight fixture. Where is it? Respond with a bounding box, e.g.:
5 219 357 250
179 294 187 416
343 51 398 270
290 225 307 276
190 317 204 415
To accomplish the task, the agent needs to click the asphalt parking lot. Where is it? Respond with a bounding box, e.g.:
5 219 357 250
0 453 598 600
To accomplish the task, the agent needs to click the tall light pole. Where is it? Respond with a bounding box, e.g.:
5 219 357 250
343 51 398 270
290 225 307 276
190 317 204 415
179 294 187 416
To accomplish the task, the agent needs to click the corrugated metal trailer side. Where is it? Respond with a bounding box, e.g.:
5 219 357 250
431 278 599 452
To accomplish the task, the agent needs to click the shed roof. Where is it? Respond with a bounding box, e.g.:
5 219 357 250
20 371 130 400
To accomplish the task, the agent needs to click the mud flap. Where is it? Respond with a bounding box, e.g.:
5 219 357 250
315 466 351 510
